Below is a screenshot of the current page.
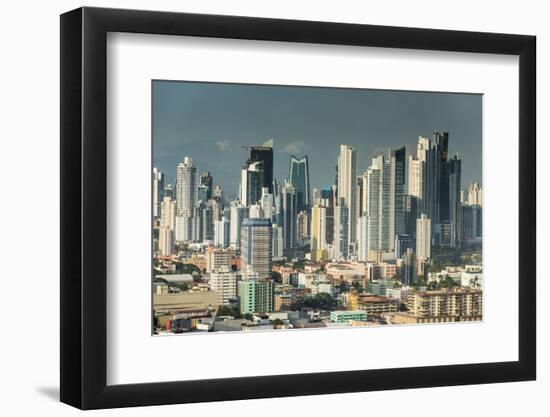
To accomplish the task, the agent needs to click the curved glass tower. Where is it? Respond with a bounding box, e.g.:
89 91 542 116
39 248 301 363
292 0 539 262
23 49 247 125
289 155 310 211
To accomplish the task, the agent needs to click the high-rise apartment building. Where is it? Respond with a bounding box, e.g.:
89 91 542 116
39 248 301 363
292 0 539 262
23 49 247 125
260 187 274 220
160 196 176 231
272 224 284 258
241 218 273 280
296 210 309 246
210 266 238 306
214 216 230 247
358 147 405 255
416 214 431 261
407 156 423 199
406 288 483 320
176 157 198 215
465 182 483 207
175 157 199 242
158 225 174 257
337 145 358 249
333 204 349 260
229 204 249 250
356 215 369 262
238 277 274 314
311 204 328 261
152 167 164 218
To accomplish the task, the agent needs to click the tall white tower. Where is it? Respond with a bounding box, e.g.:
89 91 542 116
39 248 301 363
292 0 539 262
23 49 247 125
416 214 432 260
152 167 164 218
175 157 199 242
337 145 357 250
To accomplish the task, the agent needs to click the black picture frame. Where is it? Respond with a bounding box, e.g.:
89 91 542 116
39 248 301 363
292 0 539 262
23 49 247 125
60 6 536 410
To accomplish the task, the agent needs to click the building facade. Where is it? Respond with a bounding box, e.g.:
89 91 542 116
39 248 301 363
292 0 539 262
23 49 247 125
240 218 273 280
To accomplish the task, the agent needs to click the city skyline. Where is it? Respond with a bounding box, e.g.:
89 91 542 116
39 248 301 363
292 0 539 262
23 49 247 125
152 81 483 335
153 81 482 197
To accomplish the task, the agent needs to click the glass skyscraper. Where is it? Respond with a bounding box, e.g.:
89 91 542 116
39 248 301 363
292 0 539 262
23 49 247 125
289 155 310 211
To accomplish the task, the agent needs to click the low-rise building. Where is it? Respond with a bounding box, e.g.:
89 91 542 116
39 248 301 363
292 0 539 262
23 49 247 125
330 310 368 323
367 279 398 296
406 288 483 320
153 290 218 314
238 279 274 314
274 294 292 311
348 293 399 315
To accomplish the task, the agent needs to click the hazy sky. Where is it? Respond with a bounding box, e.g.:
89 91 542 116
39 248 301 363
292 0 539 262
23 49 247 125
153 80 482 199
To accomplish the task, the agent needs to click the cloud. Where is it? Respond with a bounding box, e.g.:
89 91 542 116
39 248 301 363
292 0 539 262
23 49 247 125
280 140 311 155
216 139 233 152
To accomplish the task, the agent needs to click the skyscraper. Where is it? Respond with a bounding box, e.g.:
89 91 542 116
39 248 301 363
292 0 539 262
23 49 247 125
356 215 369 262
434 131 450 223
160 196 176 231
240 218 273 280
281 182 298 250
416 214 432 261
296 210 309 246
395 234 414 259
243 140 274 194
400 248 417 286
158 225 174 257
176 157 198 215
389 146 406 243
199 204 214 242
272 224 284 258
175 157 199 242
416 136 438 223
240 161 263 206
152 167 164 218
449 155 462 247
260 187 274 220
311 204 328 261
214 216 230 247
465 182 483 207
163 183 174 199
289 155 311 211
320 187 334 207
416 132 451 229
461 204 482 241
403 194 418 237
200 171 213 200
333 203 349 260
337 145 358 251
359 147 405 255
361 159 381 253
407 155 423 199
229 203 249 250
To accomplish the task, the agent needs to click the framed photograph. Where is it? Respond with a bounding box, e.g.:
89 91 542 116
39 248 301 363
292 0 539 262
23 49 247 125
60 6 536 410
